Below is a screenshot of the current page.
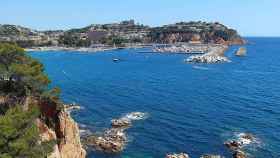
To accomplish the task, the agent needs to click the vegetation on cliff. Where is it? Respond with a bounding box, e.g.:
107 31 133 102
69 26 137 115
149 21 244 44
0 43 62 157
0 20 245 48
0 106 55 158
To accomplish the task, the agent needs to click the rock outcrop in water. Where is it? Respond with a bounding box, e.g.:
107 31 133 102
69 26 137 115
85 128 126 153
186 54 230 63
111 118 132 128
232 150 246 158
186 45 230 63
84 112 147 153
224 133 255 150
166 153 190 158
224 133 257 158
235 47 247 56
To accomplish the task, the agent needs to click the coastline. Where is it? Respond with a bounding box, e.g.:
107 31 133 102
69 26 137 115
25 46 118 53
25 43 228 54
25 44 153 53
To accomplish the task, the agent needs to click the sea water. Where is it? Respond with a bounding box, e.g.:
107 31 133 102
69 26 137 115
31 37 280 158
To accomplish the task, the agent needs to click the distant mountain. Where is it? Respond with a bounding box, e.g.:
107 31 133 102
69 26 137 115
0 24 38 36
0 24 62 47
0 20 245 48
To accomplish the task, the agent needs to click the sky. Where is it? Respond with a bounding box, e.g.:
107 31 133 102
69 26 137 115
1 0 279 36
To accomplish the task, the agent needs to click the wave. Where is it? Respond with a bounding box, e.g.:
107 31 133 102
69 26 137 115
234 70 274 75
223 132 263 151
79 124 94 137
192 66 210 70
123 112 149 121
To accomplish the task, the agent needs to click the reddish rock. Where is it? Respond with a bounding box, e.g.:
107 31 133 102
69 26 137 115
57 111 86 158
85 128 126 153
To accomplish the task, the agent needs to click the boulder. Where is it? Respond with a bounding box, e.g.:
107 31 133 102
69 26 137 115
224 133 256 151
224 140 241 150
235 47 247 56
239 133 254 141
84 112 147 153
166 153 190 158
111 118 132 128
233 150 246 158
85 128 126 153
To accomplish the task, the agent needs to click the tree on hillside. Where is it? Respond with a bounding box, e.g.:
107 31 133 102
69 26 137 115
0 106 55 158
0 43 25 71
0 43 50 97
0 43 63 157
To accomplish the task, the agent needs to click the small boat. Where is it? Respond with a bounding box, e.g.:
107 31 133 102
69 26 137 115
113 58 120 62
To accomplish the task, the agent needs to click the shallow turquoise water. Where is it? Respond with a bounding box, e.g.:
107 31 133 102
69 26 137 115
31 38 280 158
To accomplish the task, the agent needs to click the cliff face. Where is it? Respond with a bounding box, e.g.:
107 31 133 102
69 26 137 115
57 111 86 158
37 111 86 158
149 22 245 45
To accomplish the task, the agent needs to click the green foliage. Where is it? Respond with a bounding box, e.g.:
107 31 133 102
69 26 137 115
0 43 60 157
10 58 50 94
58 33 79 47
148 21 241 43
59 33 91 47
0 106 55 158
76 39 91 47
0 43 25 71
0 43 50 96
105 36 128 46
14 40 36 48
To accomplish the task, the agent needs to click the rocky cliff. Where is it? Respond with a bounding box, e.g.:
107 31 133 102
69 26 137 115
149 22 245 45
57 111 86 158
37 110 86 158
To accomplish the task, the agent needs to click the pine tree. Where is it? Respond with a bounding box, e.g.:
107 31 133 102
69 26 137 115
0 106 55 158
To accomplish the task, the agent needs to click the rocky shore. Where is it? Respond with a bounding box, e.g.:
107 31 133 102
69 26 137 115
224 133 257 158
185 45 230 63
79 109 257 158
235 47 247 56
152 44 211 54
164 132 258 158
83 112 147 153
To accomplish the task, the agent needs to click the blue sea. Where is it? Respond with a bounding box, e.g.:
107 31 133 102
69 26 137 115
30 38 280 158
